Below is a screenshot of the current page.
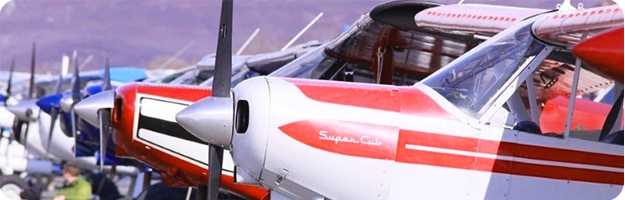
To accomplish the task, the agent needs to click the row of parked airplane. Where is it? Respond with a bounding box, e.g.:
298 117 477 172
0 0 622 199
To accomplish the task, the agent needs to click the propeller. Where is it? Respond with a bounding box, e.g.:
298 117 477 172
44 55 68 154
45 76 63 153
207 1 232 199
177 1 234 199
8 44 37 121
22 43 37 152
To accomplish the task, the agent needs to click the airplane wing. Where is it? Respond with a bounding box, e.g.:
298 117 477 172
532 5 623 47
572 27 624 84
414 4 548 36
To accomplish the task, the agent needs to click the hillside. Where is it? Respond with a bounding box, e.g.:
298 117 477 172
0 0 610 73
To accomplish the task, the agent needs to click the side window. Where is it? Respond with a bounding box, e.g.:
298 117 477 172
158 71 186 83
499 55 622 145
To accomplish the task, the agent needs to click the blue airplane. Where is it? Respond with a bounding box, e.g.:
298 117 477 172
36 58 146 168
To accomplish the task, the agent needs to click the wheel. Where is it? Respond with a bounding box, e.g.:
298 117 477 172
0 175 28 200
136 182 246 200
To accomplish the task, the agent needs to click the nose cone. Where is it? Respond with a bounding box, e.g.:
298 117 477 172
74 90 115 127
176 96 234 148
36 94 63 114
8 99 39 121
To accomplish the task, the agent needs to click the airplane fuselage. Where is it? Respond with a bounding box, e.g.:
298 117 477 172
229 77 623 199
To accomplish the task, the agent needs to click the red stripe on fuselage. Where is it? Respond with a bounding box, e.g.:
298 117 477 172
396 130 623 185
279 120 624 185
397 149 623 185
279 120 398 160
285 78 450 118
398 130 624 168
285 78 401 112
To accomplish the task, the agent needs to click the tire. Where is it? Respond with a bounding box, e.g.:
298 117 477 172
136 182 245 200
0 175 28 200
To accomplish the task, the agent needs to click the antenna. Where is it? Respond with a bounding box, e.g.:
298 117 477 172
158 40 195 69
281 12 324 51
236 28 260 55
79 55 94 70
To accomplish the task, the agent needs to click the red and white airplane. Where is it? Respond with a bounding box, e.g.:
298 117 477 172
175 2 624 200
75 1 488 199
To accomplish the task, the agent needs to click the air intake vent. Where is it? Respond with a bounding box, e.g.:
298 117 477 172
112 95 123 124
235 100 249 133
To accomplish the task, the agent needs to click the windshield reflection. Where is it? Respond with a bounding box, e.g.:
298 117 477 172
422 20 545 115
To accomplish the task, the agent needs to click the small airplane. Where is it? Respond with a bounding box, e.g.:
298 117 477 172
7 44 62 162
75 40 323 199
175 2 624 200
35 54 147 168
7 51 144 172
72 18 323 200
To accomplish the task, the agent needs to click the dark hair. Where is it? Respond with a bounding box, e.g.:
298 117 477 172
62 162 81 176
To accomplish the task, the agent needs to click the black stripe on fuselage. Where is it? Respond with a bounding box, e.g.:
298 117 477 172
134 96 208 165
137 114 207 145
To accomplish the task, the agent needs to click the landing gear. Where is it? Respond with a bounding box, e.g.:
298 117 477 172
0 175 28 200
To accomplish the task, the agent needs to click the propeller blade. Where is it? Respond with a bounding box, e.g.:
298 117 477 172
46 108 58 154
207 0 233 199
5 58 14 104
55 55 70 94
70 109 79 139
12 119 24 144
98 109 111 170
208 146 223 200
22 122 30 152
212 0 233 98
71 52 81 103
54 74 63 94
102 58 112 90
28 43 36 99
68 52 82 140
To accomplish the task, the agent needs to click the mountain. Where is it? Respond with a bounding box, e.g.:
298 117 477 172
0 0 609 73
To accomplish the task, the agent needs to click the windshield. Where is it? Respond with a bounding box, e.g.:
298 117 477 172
422 20 545 116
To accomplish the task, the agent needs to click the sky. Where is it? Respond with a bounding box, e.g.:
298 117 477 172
0 0 613 73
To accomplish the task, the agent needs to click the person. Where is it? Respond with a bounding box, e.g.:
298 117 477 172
53 162 92 200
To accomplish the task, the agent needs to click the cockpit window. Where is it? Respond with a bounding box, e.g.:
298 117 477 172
271 15 474 86
422 20 545 116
